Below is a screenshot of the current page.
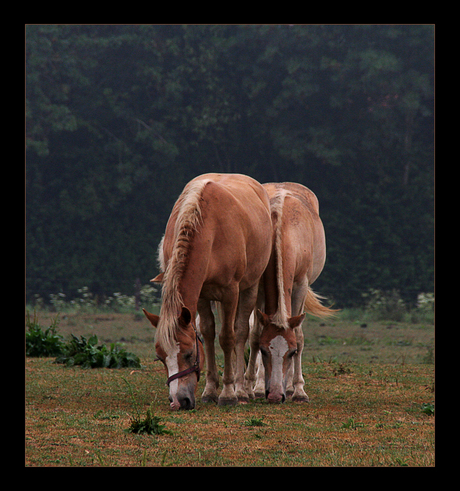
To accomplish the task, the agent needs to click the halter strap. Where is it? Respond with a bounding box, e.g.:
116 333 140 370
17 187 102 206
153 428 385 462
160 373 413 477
166 330 202 386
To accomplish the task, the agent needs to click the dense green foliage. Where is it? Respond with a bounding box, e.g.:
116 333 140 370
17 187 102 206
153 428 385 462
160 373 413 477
126 409 172 436
26 311 64 356
26 310 142 367
26 25 434 307
54 333 141 368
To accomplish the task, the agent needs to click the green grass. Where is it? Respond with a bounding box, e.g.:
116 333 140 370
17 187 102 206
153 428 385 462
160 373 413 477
26 311 434 466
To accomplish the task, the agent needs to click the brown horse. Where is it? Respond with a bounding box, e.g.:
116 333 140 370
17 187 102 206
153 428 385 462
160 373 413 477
245 182 337 403
143 173 272 409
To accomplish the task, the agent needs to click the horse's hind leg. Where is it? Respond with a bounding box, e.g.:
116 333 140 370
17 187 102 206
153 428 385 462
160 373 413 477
234 283 259 403
197 299 219 404
218 285 239 406
290 281 309 402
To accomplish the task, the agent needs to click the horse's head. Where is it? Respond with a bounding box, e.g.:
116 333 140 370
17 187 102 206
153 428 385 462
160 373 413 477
143 307 204 410
257 310 305 403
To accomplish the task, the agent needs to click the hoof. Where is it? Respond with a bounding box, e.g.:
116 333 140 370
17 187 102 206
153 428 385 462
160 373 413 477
201 394 218 404
254 390 265 399
292 394 309 403
218 396 238 406
236 390 250 404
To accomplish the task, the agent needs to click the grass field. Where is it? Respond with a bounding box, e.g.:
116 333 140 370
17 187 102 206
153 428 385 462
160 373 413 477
25 311 434 466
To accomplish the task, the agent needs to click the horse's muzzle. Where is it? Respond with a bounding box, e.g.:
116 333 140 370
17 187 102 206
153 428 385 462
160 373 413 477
266 390 286 404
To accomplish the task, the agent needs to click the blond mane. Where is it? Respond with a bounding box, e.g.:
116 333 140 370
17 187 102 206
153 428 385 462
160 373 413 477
156 179 211 351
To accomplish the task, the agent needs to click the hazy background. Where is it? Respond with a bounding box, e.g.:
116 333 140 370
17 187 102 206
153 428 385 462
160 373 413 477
26 25 434 307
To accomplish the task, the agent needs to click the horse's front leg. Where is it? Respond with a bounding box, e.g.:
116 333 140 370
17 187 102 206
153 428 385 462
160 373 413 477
244 311 260 399
245 286 265 398
253 352 266 398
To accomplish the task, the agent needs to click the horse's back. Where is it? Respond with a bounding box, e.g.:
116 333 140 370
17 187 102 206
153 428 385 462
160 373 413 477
199 174 272 289
163 173 272 292
264 181 326 286
263 182 320 215
193 173 270 213
187 173 272 246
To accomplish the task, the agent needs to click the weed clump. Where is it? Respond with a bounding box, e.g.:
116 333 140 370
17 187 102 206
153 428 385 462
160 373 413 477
421 403 434 416
26 311 65 357
126 409 172 435
122 377 171 436
26 311 141 368
55 334 141 369
243 416 267 427
340 417 365 430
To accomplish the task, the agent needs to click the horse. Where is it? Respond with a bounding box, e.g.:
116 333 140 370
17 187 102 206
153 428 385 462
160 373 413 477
245 182 337 403
143 173 272 410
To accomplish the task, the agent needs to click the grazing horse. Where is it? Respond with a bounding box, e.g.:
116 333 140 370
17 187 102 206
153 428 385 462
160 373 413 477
143 173 272 409
245 182 337 403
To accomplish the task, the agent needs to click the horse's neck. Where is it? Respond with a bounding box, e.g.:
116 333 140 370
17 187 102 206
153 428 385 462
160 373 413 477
176 233 212 316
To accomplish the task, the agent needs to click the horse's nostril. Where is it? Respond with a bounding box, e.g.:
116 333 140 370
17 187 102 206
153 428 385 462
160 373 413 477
181 397 192 410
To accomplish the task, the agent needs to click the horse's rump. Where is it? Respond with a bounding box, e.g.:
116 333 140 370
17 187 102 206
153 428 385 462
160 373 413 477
263 182 336 323
156 173 272 350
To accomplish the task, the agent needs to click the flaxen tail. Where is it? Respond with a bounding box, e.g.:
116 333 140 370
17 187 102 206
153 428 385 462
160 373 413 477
304 287 339 318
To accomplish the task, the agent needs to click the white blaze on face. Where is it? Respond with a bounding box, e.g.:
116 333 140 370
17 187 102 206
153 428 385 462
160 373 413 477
268 335 289 389
165 343 180 405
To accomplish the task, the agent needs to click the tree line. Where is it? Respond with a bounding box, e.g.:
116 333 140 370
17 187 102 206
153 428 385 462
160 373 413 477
26 25 434 307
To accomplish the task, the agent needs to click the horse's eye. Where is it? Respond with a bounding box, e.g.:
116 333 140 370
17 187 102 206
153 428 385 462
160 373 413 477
288 349 298 359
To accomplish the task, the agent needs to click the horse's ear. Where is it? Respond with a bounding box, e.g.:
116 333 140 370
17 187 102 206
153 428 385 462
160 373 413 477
288 313 306 329
150 272 165 283
257 309 271 326
143 308 160 328
179 306 192 326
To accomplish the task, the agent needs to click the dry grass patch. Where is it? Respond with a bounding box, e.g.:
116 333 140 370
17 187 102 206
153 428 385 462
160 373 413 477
26 312 434 466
